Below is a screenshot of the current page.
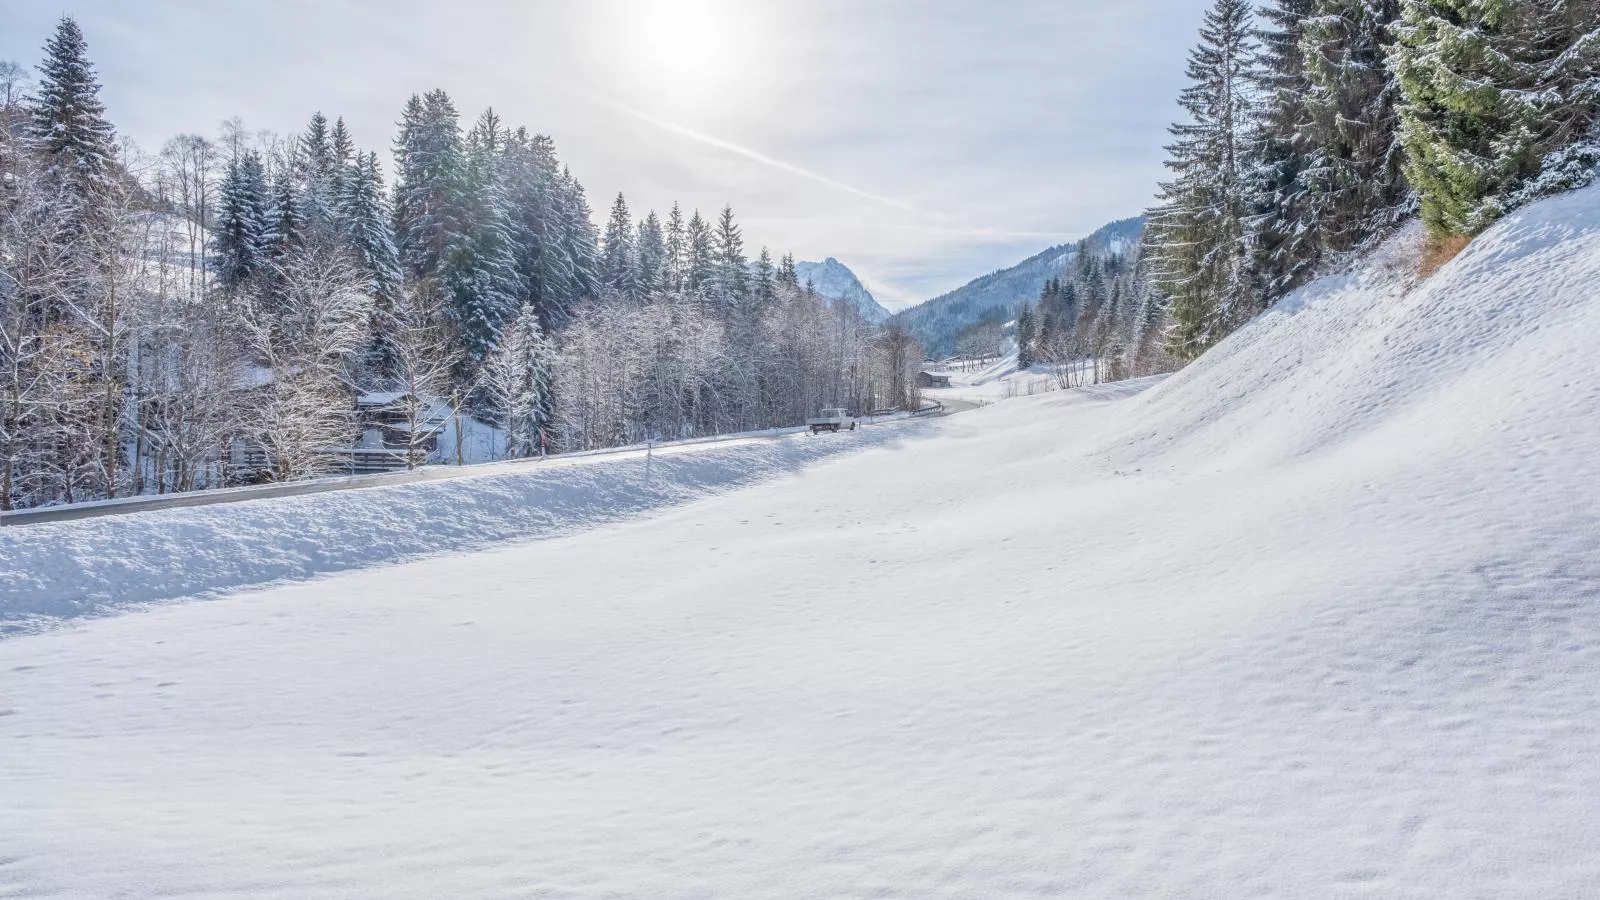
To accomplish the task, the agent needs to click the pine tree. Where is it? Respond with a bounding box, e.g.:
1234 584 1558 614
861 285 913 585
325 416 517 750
337 152 405 374
1016 304 1037 369
442 108 522 371
500 128 576 329
663 202 687 292
600 192 638 300
487 304 556 458
1299 0 1411 252
1248 0 1322 300
1146 0 1259 358
265 166 304 263
685 209 714 298
557 167 600 307
328 115 356 210
393 90 464 278
26 17 117 201
753 247 777 310
1391 0 1544 236
213 149 271 290
778 252 800 288
296 111 338 236
636 211 666 295
712 205 747 313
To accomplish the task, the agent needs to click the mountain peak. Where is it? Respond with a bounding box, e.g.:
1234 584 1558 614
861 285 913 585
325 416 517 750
795 258 891 323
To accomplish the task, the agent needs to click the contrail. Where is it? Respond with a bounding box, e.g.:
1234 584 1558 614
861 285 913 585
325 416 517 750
592 96 927 216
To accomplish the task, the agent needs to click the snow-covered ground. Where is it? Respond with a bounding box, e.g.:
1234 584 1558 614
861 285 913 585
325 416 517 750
3 185 1600 897
922 352 1094 404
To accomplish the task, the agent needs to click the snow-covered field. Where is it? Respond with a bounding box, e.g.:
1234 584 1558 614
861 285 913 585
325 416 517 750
922 352 1094 405
3 185 1600 897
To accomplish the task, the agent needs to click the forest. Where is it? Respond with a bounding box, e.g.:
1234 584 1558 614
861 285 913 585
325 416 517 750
1142 0 1599 357
0 19 922 510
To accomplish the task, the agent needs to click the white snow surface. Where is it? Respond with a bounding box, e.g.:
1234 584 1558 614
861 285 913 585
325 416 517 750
4 185 1600 897
0 426 925 634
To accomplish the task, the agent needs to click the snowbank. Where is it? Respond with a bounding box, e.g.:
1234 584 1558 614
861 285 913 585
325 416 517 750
0 424 926 634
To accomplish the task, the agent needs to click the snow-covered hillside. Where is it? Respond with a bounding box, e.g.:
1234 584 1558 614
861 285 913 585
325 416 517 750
896 215 1145 355
3 185 1599 897
794 257 891 322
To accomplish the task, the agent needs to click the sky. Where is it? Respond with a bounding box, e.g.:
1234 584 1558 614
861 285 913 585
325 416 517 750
0 0 1206 310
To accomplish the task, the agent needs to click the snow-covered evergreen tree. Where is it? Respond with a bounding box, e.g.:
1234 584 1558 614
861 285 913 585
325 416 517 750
712 205 747 313
486 303 556 458
753 247 777 311
556 167 600 307
336 151 406 375
601 192 638 300
442 108 522 371
685 209 714 298
1016 304 1037 369
265 165 305 265
213 149 272 290
1248 0 1322 300
1146 0 1259 358
663 202 687 292
1391 0 1545 236
1299 0 1411 253
26 17 116 204
392 90 464 279
636 211 666 296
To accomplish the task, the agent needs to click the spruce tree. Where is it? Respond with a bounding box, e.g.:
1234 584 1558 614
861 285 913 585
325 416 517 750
490 304 555 458
1016 304 1037 369
1146 0 1258 358
600 192 638 299
392 90 464 278
1248 0 1322 300
297 111 338 236
663 202 687 292
556 167 600 307
685 209 714 298
500 128 574 329
753 247 777 310
1300 0 1411 252
265 166 304 263
213 149 271 290
442 108 522 371
337 152 406 374
712 205 747 313
1391 0 1545 236
27 17 117 206
636 211 666 295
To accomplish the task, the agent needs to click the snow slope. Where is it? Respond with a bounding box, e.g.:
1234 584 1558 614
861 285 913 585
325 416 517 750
0 424 926 634
3 186 1600 897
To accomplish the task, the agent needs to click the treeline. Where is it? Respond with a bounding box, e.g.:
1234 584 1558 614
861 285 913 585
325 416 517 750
1146 0 1599 358
0 18 921 511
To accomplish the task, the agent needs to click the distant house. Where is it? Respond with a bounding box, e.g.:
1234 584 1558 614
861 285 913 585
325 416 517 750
917 371 952 389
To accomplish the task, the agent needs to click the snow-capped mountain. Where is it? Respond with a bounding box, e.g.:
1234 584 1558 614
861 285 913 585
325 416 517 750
794 258 892 323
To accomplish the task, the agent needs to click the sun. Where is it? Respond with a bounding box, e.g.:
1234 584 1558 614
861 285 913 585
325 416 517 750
622 0 738 98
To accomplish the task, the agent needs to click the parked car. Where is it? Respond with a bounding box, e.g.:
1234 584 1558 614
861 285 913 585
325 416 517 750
807 408 858 434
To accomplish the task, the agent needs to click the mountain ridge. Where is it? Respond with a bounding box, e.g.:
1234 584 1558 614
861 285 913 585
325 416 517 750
896 216 1146 356
794 258 891 323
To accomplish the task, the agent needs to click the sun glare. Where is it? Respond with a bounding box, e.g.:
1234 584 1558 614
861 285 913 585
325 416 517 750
627 0 732 93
